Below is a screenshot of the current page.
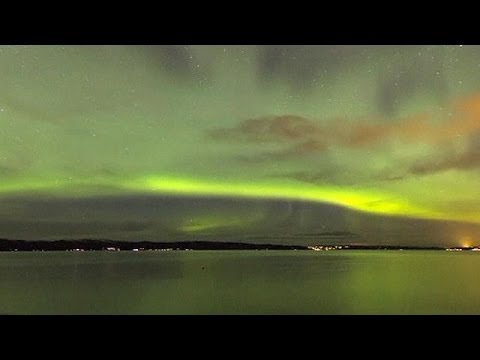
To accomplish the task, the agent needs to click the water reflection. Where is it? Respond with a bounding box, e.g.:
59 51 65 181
1 251 480 314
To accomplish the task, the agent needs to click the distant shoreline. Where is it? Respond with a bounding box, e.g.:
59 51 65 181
0 239 307 252
0 238 476 252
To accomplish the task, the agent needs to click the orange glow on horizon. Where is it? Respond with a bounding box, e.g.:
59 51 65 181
460 235 473 248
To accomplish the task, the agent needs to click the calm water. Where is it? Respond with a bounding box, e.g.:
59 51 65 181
1 250 480 314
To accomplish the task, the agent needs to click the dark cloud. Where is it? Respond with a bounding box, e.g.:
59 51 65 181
256 45 451 110
410 132 480 176
208 115 329 162
147 45 196 80
206 113 411 162
1 193 480 246
0 194 350 242
142 45 213 84
345 123 392 148
257 45 363 92
376 47 449 116
208 115 323 143
345 211 479 247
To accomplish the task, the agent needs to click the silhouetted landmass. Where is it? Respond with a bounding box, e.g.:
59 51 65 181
338 245 445 250
0 239 308 251
0 238 457 251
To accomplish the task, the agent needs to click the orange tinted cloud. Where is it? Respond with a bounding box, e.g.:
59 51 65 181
443 94 480 138
208 93 480 160
345 124 392 148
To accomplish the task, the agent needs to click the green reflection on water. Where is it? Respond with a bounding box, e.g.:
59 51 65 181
1 250 479 314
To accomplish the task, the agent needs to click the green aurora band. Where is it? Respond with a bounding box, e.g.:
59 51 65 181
0 174 463 223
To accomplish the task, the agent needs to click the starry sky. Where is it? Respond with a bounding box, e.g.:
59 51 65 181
1 45 480 246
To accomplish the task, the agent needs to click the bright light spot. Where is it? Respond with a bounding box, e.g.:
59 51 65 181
461 236 473 248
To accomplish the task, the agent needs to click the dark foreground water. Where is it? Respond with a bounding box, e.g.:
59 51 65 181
1 250 480 314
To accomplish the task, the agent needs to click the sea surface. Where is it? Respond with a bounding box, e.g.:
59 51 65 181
1 250 480 314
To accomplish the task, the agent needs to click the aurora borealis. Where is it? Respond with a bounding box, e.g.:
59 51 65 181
2 45 480 246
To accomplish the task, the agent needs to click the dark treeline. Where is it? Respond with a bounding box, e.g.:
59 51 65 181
0 239 309 251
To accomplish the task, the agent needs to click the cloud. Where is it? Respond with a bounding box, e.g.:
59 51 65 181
410 132 480 175
209 115 329 161
257 46 449 115
208 113 439 154
208 93 480 163
145 45 197 81
410 153 480 175
344 123 392 148
208 115 324 143
256 45 451 112
405 95 480 176
258 46 343 90
376 47 449 116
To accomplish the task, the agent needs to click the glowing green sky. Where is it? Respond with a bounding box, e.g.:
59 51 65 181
2 45 480 245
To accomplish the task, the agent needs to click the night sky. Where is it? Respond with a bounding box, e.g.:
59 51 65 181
1 45 480 246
